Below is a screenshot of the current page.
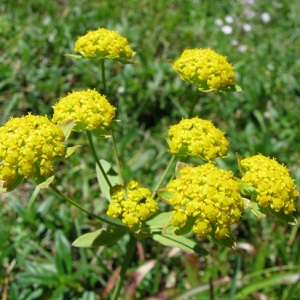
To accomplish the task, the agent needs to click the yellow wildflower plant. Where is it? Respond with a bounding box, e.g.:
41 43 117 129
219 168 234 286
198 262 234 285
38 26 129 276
167 117 229 161
73 28 135 63
166 164 244 239
52 89 116 132
107 180 158 231
241 154 298 215
172 48 241 92
0 114 66 191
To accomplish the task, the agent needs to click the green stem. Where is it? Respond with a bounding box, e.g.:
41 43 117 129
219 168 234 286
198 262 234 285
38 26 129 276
100 59 108 95
111 233 136 300
229 254 242 300
86 130 112 189
188 89 200 118
151 154 176 199
49 183 121 227
110 129 124 185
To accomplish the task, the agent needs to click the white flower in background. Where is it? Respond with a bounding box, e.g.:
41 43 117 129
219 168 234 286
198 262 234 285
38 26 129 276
243 8 256 19
238 45 248 52
240 0 255 4
261 12 271 23
221 25 233 35
231 40 239 46
243 23 252 32
214 18 223 26
225 15 234 24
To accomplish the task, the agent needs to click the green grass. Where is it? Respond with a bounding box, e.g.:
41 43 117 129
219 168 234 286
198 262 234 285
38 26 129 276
1 0 300 299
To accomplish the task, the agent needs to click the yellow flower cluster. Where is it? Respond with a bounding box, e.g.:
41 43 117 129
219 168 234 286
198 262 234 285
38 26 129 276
172 48 235 91
52 89 116 132
167 117 229 161
241 154 298 214
74 28 133 61
0 114 65 190
166 164 244 239
107 180 158 230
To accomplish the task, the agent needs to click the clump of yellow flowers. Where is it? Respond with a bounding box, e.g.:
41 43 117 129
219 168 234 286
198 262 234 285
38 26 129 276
0 114 65 191
52 89 116 132
172 48 236 92
74 28 134 63
167 117 229 161
241 154 298 214
107 180 159 230
166 164 244 239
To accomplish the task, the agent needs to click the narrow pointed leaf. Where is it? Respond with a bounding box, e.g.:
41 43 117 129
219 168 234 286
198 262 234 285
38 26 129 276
156 188 173 204
267 207 298 225
96 159 121 201
153 234 208 255
72 227 127 248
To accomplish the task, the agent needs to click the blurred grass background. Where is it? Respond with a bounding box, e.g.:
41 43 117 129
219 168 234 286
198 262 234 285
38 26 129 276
1 0 300 299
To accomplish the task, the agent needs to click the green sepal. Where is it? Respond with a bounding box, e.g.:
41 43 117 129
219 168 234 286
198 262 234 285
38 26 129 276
72 226 127 248
162 213 178 235
248 200 267 219
90 120 120 139
38 175 55 189
56 119 75 140
65 52 137 64
207 230 236 249
175 216 197 236
238 179 256 195
216 84 243 93
156 188 173 204
64 54 83 59
153 234 208 255
65 145 81 158
0 174 24 193
175 161 187 179
267 207 298 225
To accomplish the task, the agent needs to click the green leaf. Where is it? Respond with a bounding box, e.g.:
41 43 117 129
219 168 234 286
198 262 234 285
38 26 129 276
156 188 173 204
65 145 81 158
162 214 178 235
55 230 72 276
153 234 208 255
144 212 173 232
57 119 75 140
96 159 121 201
175 161 187 179
72 227 127 248
267 207 298 225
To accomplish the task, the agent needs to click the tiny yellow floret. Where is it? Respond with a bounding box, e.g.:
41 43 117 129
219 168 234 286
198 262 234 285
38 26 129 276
0 114 66 191
167 117 229 161
52 89 116 132
107 181 158 230
172 48 236 91
241 154 298 214
166 164 244 239
74 28 133 61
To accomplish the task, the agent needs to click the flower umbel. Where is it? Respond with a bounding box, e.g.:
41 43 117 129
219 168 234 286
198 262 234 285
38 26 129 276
167 117 229 161
241 154 298 214
52 89 116 132
74 28 134 63
172 48 236 92
166 164 244 239
0 114 65 191
107 180 158 230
